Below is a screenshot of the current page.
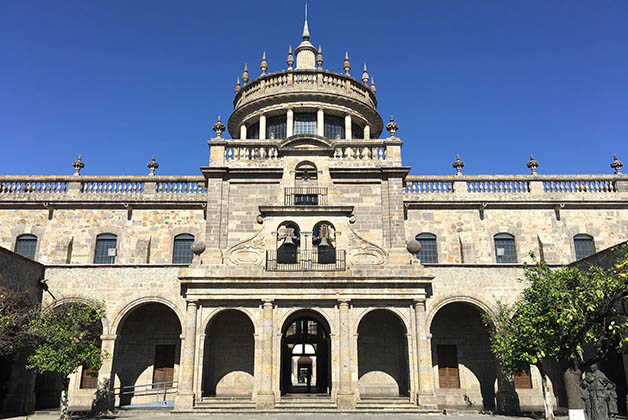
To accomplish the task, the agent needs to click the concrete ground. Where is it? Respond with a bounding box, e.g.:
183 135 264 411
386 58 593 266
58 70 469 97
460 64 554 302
4 411 568 420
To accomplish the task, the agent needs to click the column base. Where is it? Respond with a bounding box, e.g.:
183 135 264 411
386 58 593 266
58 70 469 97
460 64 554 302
173 392 195 411
416 392 438 410
336 392 356 409
255 392 275 409
495 390 521 415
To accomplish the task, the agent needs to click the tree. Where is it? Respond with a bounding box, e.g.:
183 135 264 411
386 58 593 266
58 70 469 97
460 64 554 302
27 302 107 419
488 246 628 420
0 285 39 356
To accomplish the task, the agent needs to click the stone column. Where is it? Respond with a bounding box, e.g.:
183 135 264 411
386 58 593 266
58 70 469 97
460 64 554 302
414 301 437 408
259 115 266 140
175 300 198 410
317 108 324 137
337 299 356 409
364 125 370 140
286 109 294 137
93 334 117 411
240 124 247 140
256 299 275 408
344 114 352 140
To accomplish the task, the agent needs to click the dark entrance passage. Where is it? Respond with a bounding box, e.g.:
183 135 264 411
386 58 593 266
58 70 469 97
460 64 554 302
280 312 330 395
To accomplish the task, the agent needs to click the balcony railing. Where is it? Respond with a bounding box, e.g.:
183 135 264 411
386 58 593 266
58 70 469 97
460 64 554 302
284 187 328 206
266 249 346 271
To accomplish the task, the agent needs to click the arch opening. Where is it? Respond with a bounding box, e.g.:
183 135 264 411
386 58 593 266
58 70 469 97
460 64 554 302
280 310 330 395
202 310 254 397
357 309 409 397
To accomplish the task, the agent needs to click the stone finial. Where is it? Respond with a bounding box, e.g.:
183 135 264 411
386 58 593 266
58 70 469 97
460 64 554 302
453 154 464 175
287 45 294 69
527 154 539 175
386 115 398 137
611 154 623 174
235 77 241 94
362 64 369 85
302 19 310 41
343 51 351 75
260 51 268 75
316 45 323 69
242 63 249 84
212 116 226 138
72 154 85 176
370 76 376 94
147 155 159 176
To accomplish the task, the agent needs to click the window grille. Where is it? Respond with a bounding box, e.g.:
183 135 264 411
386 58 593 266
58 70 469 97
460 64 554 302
94 233 117 264
351 122 364 139
173 234 195 264
247 122 259 139
294 113 316 135
324 115 345 139
266 115 287 139
15 234 37 260
574 234 595 260
416 233 438 263
494 233 516 263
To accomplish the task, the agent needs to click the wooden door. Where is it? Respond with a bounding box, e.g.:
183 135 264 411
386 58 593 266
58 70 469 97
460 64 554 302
437 344 460 388
153 344 175 387
514 369 532 389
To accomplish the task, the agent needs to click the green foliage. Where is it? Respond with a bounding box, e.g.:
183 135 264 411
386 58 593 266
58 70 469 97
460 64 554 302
488 245 628 376
27 301 107 378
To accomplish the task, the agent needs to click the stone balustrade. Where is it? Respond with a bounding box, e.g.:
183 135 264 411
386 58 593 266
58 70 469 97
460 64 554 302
404 174 628 200
0 176 207 200
234 69 377 110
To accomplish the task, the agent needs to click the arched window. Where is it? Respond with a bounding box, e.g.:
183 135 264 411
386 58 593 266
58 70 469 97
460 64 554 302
94 233 117 264
173 234 195 264
313 222 336 264
574 234 595 260
494 233 516 263
324 115 345 139
415 233 437 263
15 234 37 260
277 222 300 264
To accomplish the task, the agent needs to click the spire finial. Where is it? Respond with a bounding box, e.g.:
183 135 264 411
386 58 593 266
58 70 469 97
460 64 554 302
72 154 84 176
302 15 310 40
316 45 323 69
453 154 464 175
242 63 249 84
287 45 294 69
527 154 539 175
212 116 225 138
343 51 351 75
370 76 376 94
386 115 399 137
260 51 268 75
362 63 369 85
235 77 241 93
147 155 159 176
611 154 623 174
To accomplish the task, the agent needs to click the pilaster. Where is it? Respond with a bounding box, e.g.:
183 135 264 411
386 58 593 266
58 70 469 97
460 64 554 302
337 299 356 409
414 301 437 408
174 300 198 410
256 299 275 409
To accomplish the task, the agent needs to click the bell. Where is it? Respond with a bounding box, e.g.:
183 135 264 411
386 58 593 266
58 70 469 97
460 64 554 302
282 236 295 246
319 237 330 247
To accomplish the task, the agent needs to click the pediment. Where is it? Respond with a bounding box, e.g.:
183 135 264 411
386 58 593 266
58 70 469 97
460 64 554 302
279 135 334 156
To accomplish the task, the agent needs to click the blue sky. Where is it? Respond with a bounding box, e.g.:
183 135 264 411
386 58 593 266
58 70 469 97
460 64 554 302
1 0 626 176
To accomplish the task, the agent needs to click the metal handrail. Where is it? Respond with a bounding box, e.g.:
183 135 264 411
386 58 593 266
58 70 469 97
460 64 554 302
115 380 177 405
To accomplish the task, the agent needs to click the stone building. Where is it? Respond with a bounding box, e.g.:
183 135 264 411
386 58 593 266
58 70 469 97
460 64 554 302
1 19 627 413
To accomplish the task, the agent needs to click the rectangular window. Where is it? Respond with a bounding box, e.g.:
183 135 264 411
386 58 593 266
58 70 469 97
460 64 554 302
153 344 176 387
80 367 98 389
351 122 364 139
514 369 533 389
247 122 259 139
94 234 117 264
437 344 460 388
574 235 595 260
266 115 287 139
324 115 345 139
494 234 516 263
294 113 317 135
173 234 194 264
417 234 438 263
15 235 37 260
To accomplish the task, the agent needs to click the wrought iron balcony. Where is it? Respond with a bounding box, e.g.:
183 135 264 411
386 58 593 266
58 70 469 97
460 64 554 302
284 187 328 206
266 248 346 272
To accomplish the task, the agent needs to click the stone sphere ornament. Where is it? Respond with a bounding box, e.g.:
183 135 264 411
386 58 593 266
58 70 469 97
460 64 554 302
406 239 421 254
190 241 206 256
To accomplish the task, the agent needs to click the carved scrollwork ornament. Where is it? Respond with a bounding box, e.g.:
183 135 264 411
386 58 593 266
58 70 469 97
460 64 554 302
256 214 264 224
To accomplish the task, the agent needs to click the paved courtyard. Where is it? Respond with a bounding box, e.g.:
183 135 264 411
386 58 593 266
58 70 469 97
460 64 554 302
5 411 568 420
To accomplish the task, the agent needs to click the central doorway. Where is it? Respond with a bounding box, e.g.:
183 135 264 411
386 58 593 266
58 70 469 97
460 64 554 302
280 312 331 395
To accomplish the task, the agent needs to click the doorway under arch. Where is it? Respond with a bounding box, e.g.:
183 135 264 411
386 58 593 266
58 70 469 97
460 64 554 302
280 311 331 395
357 309 410 397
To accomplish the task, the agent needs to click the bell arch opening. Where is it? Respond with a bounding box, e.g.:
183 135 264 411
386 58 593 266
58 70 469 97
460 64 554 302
357 309 410 397
280 310 331 395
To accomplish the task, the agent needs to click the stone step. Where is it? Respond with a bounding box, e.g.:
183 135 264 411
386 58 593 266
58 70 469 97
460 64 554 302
194 398 256 410
275 398 337 409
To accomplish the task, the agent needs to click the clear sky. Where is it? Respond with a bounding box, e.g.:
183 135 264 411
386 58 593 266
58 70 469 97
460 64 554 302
1 0 626 176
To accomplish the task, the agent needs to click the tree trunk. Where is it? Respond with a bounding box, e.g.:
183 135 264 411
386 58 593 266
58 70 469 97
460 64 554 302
564 367 586 420
60 376 70 420
538 364 556 420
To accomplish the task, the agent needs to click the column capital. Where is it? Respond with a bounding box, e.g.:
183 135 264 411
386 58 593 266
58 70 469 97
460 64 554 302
100 334 117 341
262 298 274 306
185 299 199 308
414 300 426 312
338 298 351 306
